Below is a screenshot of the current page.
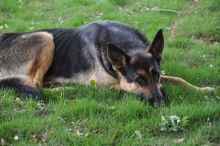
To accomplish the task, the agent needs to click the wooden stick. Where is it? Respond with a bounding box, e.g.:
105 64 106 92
160 75 215 93
141 7 181 14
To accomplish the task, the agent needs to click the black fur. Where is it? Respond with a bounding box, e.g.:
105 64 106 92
42 28 95 80
0 33 24 42
43 21 150 81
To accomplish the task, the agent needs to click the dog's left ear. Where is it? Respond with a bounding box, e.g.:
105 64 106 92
107 43 130 69
148 29 164 61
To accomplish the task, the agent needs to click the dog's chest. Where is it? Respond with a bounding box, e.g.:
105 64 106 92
54 64 118 86
88 65 118 86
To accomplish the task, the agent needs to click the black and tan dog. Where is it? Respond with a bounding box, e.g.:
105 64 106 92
0 20 214 106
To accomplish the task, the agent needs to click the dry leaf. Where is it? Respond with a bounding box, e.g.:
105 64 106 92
134 130 142 139
42 132 48 142
112 132 122 146
170 22 176 37
76 130 83 136
173 138 184 144
31 134 38 142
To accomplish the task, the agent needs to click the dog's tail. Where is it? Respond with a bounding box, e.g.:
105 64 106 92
160 75 215 93
0 77 41 99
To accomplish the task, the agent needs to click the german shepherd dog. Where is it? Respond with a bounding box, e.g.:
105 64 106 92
0 20 214 106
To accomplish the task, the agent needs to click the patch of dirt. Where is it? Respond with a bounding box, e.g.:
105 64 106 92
190 31 220 45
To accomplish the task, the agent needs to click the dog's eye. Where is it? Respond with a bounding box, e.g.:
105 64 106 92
135 76 146 86
152 70 160 81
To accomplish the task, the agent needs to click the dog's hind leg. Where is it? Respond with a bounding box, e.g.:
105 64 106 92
28 32 54 89
0 32 54 99
160 75 215 93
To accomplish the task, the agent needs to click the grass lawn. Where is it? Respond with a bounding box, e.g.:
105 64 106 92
0 0 220 145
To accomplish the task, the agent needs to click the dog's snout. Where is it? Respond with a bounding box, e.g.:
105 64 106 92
139 93 165 107
139 93 149 101
149 98 157 107
149 96 165 107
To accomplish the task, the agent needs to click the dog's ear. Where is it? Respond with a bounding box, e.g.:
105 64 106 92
107 43 130 69
148 29 164 61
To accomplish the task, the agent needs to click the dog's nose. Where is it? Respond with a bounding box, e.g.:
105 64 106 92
151 96 165 107
149 98 157 107
139 93 165 107
149 97 165 107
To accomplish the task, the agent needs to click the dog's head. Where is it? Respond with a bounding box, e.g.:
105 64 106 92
107 29 164 106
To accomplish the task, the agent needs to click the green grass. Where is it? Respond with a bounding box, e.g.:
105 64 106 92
0 0 220 145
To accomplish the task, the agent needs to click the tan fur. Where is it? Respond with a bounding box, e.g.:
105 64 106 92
120 77 139 92
46 60 118 87
110 76 158 99
111 74 141 94
0 32 54 88
28 32 54 88
130 56 138 64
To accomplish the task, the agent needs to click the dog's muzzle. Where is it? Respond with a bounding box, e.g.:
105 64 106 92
139 92 165 107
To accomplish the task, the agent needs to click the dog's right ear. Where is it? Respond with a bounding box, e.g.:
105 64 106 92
107 43 130 69
148 29 164 61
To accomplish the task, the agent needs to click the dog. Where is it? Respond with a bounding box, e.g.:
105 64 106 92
0 20 214 106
